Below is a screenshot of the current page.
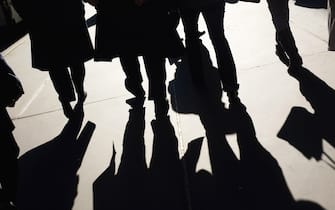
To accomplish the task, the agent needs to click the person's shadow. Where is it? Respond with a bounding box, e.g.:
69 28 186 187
233 105 326 210
278 66 335 167
16 105 96 210
93 107 148 210
93 108 187 210
168 40 236 135
168 41 325 209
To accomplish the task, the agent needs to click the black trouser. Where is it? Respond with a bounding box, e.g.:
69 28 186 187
267 0 302 65
180 3 239 93
119 54 167 101
48 63 85 103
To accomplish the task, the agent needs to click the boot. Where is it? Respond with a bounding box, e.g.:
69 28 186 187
275 44 290 67
276 28 303 68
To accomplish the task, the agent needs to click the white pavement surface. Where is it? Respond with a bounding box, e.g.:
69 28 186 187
2 1 335 210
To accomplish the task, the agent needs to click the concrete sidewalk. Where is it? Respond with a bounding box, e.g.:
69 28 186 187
2 1 335 210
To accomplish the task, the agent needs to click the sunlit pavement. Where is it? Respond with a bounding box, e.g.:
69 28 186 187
2 1 335 210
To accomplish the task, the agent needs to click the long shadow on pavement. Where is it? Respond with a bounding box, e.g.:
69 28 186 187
278 66 335 168
16 105 96 210
168 42 326 210
93 107 187 210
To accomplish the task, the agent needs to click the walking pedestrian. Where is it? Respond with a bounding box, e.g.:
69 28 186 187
12 0 93 118
94 0 183 118
178 0 241 106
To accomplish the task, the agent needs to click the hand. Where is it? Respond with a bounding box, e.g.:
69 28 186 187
134 0 145 6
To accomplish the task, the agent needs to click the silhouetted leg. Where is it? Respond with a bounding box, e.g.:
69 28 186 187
0 131 19 207
267 0 303 67
49 68 75 118
202 4 240 104
143 55 169 118
69 63 86 103
180 8 205 88
120 54 145 107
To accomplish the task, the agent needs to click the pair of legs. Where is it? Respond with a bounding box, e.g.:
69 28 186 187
180 3 240 104
49 63 87 118
119 53 169 118
0 131 19 210
267 0 303 68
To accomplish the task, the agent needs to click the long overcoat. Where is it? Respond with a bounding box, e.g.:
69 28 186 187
94 0 184 61
12 0 94 70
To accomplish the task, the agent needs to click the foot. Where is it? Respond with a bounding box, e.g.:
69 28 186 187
275 44 290 67
227 91 241 109
61 101 74 118
78 91 87 103
289 55 303 69
126 96 145 108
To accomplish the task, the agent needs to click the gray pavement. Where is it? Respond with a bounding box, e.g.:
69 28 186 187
2 1 335 210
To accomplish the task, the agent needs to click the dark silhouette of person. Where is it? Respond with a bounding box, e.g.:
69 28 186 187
232 103 326 210
12 0 93 118
267 0 303 69
93 0 184 119
168 42 325 210
0 54 23 210
16 105 95 210
178 0 241 107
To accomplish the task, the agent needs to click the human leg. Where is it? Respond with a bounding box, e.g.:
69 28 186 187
49 68 75 118
267 0 303 67
180 8 205 87
69 63 86 103
143 55 169 118
202 4 240 104
119 54 145 107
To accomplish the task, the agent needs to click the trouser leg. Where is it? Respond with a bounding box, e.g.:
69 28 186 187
69 63 86 102
49 68 75 118
119 54 145 98
267 0 302 67
143 55 169 118
48 68 76 103
142 55 166 100
202 3 239 93
180 8 205 86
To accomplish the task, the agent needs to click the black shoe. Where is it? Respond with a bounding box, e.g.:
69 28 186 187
78 91 87 103
227 91 241 109
275 44 290 67
126 96 145 108
61 101 74 118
